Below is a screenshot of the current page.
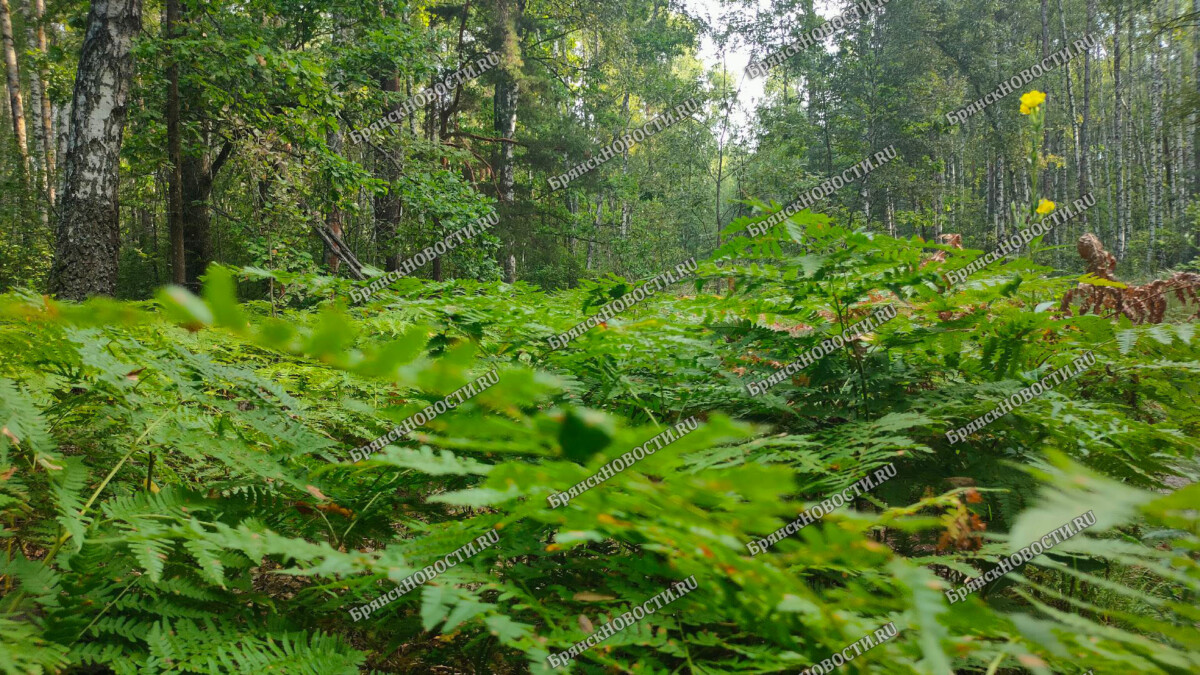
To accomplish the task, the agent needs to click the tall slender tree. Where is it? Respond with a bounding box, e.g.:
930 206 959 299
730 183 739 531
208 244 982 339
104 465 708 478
0 0 29 178
23 0 53 212
164 0 184 284
1113 1 1127 259
1079 0 1095 228
491 0 523 204
1149 2 1164 268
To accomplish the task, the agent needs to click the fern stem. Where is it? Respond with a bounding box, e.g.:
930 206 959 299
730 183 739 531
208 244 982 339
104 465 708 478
341 486 388 543
3 410 172 614
984 647 1009 675
69 576 138 645
45 409 172 564
145 450 155 492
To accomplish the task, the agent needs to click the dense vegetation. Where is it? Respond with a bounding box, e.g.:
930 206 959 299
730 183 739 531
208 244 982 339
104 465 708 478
1 0 1199 673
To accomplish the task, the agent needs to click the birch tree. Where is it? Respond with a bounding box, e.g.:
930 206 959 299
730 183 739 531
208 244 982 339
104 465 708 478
0 0 29 178
49 0 141 300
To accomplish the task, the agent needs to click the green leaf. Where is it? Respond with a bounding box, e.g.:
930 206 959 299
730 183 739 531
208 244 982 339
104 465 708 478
559 407 615 464
1117 329 1138 355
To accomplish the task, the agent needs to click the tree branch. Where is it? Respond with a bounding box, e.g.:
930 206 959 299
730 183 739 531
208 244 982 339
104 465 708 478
445 131 521 145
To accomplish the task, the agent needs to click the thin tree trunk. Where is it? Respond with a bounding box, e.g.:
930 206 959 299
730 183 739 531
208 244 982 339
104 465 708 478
1056 0 1081 183
997 155 1006 240
987 152 995 240
1104 123 1116 249
1078 0 1094 228
0 0 30 178
23 20 46 225
54 99 66 178
1114 3 1127 260
585 200 600 270
934 167 943 239
885 187 894 237
1123 10 1139 261
1193 0 1200 202
373 73 401 271
326 127 344 273
1040 0 1053 204
50 0 142 300
23 0 53 216
1148 3 1164 269
33 0 49 202
491 0 523 203
165 0 184 284
1171 0 1185 224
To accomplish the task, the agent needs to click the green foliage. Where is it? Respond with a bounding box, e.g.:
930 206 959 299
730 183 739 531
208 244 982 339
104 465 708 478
1 212 1199 672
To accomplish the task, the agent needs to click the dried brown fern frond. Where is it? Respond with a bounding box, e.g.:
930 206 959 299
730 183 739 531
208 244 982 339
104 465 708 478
1076 233 1117 280
1061 234 1200 324
924 233 963 266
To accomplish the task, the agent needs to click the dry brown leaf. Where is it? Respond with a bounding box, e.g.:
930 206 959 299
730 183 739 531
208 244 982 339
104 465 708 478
37 456 63 471
573 592 617 602
577 614 595 634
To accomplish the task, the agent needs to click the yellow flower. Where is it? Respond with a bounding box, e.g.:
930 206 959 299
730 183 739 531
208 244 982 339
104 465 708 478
1036 199 1056 215
1020 90 1046 115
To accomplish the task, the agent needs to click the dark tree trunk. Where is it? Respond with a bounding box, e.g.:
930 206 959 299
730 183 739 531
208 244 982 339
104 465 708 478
181 152 213 288
373 72 402 272
179 134 231 289
49 0 141 300
326 128 344 273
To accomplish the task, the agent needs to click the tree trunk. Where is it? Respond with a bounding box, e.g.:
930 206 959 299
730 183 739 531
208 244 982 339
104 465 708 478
164 0 184 284
181 150 213 288
1056 0 1081 184
997 155 1006 240
1148 2 1164 270
885 187 894 238
23 0 53 214
0 0 30 178
1040 0 1053 203
326 127 344 273
373 73 402 272
1114 3 1126 260
1193 0 1199 202
585 200 600 270
491 0 523 203
54 98 67 182
34 0 50 201
504 253 516 283
1078 0 1094 227
22 16 46 225
50 0 142 300
1171 0 1186 223
1040 0 1049 61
